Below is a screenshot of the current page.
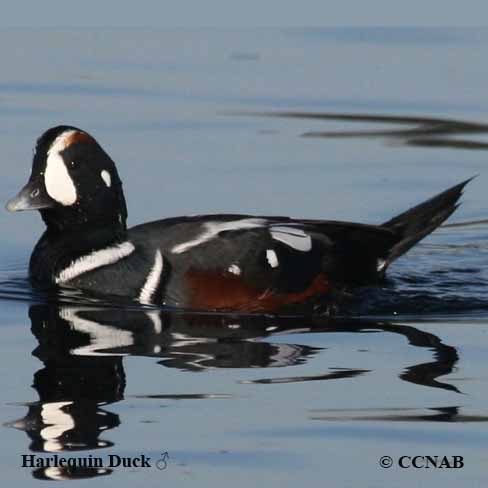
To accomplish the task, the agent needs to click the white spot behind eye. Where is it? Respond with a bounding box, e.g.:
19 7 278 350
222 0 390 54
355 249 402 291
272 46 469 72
101 170 111 187
266 249 279 268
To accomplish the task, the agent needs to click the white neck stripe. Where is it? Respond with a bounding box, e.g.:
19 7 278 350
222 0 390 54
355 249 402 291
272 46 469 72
139 250 164 304
55 242 135 284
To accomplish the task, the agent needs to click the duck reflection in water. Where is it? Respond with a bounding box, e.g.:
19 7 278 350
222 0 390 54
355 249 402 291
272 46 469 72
9 304 461 480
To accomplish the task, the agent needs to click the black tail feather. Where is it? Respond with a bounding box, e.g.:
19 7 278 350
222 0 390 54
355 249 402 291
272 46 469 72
380 177 474 271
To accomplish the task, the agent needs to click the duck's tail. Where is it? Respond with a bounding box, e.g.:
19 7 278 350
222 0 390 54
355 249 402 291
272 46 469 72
379 177 474 272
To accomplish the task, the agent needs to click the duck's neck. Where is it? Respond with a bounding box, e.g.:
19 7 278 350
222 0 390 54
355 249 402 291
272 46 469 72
40 205 127 233
30 219 129 287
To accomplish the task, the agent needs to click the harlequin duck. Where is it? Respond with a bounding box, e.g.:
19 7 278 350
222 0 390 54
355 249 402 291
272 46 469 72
6 125 471 313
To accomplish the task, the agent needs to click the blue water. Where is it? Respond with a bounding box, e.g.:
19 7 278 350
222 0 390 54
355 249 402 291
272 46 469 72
1 28 488 486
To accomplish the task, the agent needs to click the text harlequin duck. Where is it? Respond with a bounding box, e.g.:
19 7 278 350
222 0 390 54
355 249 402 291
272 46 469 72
6 126 471 313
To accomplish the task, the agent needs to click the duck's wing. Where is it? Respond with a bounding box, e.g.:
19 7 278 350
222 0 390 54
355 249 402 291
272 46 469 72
135 215 399 311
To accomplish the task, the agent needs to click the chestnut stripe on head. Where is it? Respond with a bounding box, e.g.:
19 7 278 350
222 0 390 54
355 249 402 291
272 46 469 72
63 130 95 147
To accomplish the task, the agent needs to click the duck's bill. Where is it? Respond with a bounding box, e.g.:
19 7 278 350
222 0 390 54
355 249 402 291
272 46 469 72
6 179 54 212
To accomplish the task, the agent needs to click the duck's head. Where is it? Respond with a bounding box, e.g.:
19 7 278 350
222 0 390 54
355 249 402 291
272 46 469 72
6 126 128 232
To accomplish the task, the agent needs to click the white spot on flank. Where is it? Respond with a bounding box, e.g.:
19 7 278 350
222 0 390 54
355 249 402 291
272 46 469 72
228 264 241 275
55 241 135 284
377 259 387 272
171 218 266 254
270 226 312 252
266 249 279 268
139 250 164 305
45 130 78 205
101 169 112 187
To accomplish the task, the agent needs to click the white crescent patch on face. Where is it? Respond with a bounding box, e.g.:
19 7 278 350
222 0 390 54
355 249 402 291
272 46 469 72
44 130 78 206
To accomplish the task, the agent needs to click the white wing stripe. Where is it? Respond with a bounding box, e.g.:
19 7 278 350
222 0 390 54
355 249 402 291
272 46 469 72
171 218 266 254
270 227 312 252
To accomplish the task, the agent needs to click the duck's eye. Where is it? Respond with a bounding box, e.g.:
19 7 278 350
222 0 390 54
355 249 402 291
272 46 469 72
70 161 76 168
